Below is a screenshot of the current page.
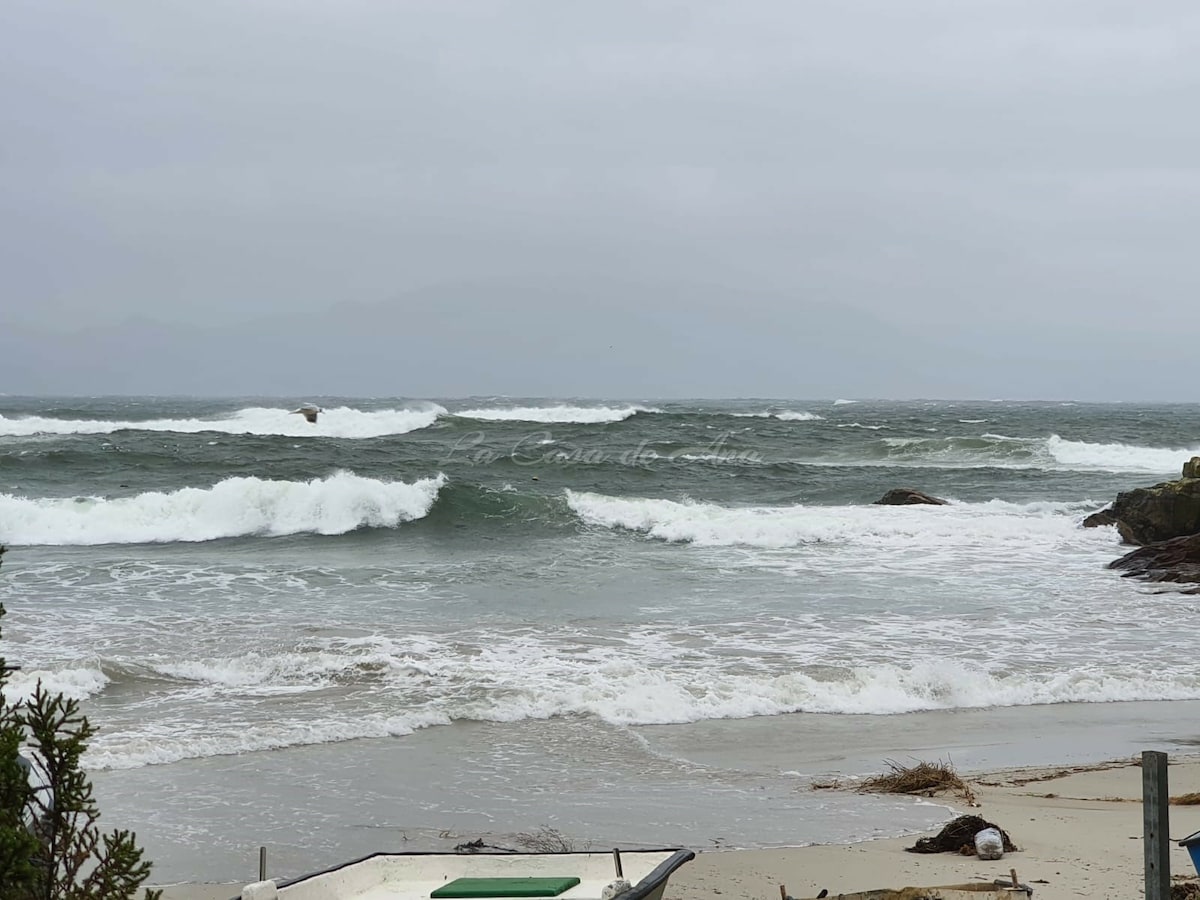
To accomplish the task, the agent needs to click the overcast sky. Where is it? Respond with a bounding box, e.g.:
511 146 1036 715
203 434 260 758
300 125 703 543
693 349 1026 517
2 1 1197 399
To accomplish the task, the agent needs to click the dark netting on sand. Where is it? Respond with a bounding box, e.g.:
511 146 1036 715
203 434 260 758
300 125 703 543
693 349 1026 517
905 815 1018 854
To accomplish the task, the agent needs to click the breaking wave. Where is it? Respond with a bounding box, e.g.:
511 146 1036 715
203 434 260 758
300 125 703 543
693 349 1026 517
565 490 1102 549
859 433 1198 473
0 405 446 438
4 666 110 703
453 405 656 424
0 471 446 545
732 410 823 421
72 639 1200 768
1045 435 1199 473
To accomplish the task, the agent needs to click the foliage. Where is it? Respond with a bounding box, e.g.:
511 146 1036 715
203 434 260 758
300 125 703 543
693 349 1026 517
0 548 40 894
0 545 162 900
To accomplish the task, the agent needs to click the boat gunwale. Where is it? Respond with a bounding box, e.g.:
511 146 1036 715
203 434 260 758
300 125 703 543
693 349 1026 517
234 847 697 900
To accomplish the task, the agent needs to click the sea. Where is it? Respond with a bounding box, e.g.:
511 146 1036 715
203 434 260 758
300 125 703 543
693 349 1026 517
2 395 1199 886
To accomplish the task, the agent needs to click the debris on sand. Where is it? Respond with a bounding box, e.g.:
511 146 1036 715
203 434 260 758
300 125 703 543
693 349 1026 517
858 759 977 805
906 815 1018 855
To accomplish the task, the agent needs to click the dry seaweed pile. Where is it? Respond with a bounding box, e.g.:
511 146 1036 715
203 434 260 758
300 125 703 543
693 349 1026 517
1172 883 1200 900
906 815 1018 855
453 826 582 854
858 759 977 805
1173 792 1200 805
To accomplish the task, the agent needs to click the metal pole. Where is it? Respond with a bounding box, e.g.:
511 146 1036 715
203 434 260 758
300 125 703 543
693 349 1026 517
1143 750 1170 900
259 846 267 882
612 849 622 878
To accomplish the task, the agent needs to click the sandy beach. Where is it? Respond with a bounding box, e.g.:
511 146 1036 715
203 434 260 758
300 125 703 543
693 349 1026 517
154 754 1200 900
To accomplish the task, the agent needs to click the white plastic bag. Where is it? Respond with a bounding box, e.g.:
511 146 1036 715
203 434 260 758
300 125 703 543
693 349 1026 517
974 826 1004 860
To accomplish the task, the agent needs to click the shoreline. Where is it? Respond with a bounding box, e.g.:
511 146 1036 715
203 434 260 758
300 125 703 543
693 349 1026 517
155 753 1200 900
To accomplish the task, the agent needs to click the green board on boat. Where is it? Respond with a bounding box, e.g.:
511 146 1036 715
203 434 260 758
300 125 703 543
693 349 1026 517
430 877 582 898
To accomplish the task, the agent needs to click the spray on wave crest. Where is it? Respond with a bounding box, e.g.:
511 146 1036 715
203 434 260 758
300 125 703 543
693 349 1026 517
0 471 446 545
564 490 1103 548
865 433 1197 473
1045 435 1200 473
0 405 445 438
452 405 656 424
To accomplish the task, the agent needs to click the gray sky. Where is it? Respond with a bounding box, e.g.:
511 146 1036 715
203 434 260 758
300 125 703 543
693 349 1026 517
2 0 1197 399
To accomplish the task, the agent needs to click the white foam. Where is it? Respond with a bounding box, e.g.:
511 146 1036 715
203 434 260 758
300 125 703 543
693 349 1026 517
60 587 1200 770
840 432 1200 473
564 490 1101 549
453 405 655 424
152 648 408 693
833 399 858 405
3 666 110 702
0 405 445 438
460 657 1200 725
83 639 1200 769
0 471 446 545
86 707 454 770
1046 434 1200 474
732 410 823 421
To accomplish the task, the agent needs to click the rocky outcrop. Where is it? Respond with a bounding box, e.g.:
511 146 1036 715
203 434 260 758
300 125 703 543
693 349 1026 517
1108 533 1200 586
1082 508 1118 528
1092 457 1200 545
874 489 948 506
1095 457 1200 592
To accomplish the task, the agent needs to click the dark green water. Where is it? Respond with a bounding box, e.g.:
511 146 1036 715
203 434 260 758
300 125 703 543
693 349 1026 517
3 396 1199 882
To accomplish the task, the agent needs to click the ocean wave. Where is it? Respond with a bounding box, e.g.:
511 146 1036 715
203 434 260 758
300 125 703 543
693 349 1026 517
461 658 1200 724
731 410 823 421
564 490 1100 548
152 649 412 694
0 405 445 438
86 708 454 770
852 433 1198 473
453 405 656 424
79 645 1200 769
4 666 110 702
1045 434 1200 474
0 471 446 545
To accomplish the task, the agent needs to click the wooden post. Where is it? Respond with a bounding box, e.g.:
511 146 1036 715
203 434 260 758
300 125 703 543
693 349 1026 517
1144 750 1170 900
259 846 267 882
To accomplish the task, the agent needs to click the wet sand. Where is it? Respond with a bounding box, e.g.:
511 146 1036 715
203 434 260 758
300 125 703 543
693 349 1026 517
156 755 1200 900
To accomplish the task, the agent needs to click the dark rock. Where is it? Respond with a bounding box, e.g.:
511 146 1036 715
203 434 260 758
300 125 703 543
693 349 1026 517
1107 474 1200 545
1108 533 1200 585
1185 456 1200 479
1082 508 1117 528
874 489 948 506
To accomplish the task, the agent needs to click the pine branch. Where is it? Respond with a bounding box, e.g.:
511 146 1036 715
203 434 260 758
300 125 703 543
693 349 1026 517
2 543 164 900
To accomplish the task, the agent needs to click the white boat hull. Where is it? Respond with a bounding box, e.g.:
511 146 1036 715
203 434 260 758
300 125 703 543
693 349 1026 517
236 848 695 900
